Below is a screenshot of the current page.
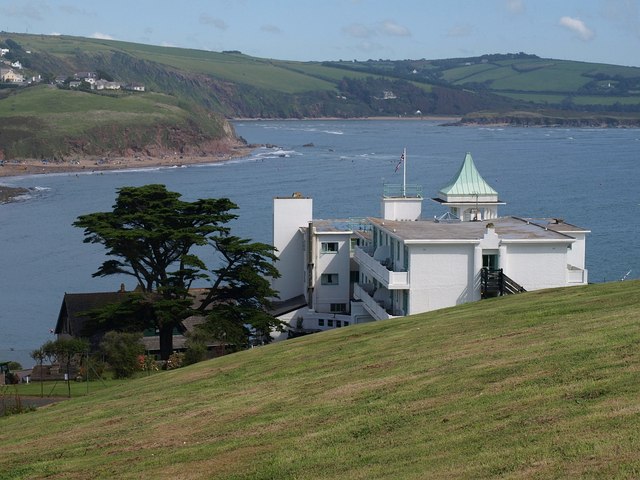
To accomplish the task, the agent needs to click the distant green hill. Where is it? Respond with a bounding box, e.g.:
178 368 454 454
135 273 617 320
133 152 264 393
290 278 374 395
2 34 640 159
2 280 640 478
5 34 640 118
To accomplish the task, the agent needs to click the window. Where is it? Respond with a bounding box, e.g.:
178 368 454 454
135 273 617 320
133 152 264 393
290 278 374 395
327 319 334 327
321 242 339 253
343 321 350 327
321 273 339 285
318 319 325 327
336 320 342 328
330 303 347 313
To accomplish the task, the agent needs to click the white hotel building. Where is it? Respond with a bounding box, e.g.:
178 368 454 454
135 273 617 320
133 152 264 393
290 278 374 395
271 152 589 336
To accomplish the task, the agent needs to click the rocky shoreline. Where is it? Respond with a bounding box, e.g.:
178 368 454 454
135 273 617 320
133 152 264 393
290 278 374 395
0 185 29 203
448 113 640 128
0 143 256 203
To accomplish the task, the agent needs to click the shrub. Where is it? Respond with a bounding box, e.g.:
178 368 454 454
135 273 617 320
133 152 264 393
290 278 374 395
166 352 184 370
183 340 207 366
137 355 159 372
100 331 144 379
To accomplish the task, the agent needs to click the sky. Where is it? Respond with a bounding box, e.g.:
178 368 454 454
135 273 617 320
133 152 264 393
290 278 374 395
0 0 639 67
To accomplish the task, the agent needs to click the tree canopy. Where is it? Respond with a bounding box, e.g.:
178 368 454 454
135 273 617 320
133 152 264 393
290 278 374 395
74 184 281 360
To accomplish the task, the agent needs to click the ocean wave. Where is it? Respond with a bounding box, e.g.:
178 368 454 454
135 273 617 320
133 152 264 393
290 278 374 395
10 193 33 202
248 148 300 161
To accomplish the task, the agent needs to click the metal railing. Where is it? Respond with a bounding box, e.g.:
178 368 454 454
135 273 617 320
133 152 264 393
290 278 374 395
383 184 423 198
480 268 526 298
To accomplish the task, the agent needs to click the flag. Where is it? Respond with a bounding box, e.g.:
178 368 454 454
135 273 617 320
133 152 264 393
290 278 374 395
394 151 405 173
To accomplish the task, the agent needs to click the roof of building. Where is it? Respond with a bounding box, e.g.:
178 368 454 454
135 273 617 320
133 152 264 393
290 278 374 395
54 288 214 349
55 291 129 337
437 152 499 200
522 218 591 233
269 294 308 317
308 219 355 233
368 216 578 243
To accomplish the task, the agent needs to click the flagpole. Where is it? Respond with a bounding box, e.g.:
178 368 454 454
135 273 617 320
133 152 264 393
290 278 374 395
402 147 407 197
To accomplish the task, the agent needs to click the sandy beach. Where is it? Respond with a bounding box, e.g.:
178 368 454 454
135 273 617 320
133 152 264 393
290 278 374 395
0 147 255 179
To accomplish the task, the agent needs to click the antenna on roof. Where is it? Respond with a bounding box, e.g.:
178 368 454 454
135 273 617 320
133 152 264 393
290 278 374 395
402 148 407 197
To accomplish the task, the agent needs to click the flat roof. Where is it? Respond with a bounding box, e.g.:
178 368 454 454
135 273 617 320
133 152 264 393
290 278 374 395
309 219 355 233
368 216 579 242
522 218 591 233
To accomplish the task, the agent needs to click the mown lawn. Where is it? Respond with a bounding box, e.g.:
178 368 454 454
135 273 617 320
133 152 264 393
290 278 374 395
1 280 640 479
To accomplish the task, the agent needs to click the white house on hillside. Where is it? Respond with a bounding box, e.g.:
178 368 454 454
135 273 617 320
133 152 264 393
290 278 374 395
0 67 24 83
270 152 589 338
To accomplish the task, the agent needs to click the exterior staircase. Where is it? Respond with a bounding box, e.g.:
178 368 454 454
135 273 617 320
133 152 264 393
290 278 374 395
481 268 526 298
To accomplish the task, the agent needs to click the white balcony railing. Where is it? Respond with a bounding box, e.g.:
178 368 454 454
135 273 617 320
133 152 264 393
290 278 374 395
567 265 588 284
354 247 409 289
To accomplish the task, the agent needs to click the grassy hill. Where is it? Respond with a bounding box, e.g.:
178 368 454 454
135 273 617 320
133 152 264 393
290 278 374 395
2 280 640 479
5 34 640 119
0 85 234 160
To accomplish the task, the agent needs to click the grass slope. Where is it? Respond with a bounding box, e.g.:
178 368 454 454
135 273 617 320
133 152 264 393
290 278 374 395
0 86 228 158
2 280 640 479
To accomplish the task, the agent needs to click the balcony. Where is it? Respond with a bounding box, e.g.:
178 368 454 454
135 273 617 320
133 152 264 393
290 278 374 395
353 283 398 320
567 265 588 284
354 246 409 289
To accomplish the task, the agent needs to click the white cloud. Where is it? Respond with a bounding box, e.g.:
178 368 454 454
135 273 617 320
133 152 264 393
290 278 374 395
261 24 282 34
506 0 525 14
91 32 114 40
0 1 49 21
199 13 228 30
447 24 473 38
342 23 374 38
50 32 61 36
343 20 410 39
559 16 595 41
379 20 410 37
59 4 93 16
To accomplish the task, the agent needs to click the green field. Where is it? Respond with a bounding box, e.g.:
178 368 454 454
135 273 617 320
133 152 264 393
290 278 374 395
5 35 339 94
2 280 639 479
501 91 640 106
0 86 225 158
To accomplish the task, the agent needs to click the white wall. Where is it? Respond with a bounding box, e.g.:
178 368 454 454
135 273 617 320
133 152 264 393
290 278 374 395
503 243 569 290
312 232 352 313
565 233 586 270
407 243 476 313
381 197 423 221
272 197 313 301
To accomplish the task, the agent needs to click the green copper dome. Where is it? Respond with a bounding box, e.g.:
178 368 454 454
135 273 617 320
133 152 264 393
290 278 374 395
438 152 498 201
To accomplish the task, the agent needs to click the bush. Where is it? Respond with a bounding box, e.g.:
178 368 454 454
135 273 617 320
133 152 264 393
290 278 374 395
166 352 184 370
100 332 144 379
137 355 159 372
183 340 206 366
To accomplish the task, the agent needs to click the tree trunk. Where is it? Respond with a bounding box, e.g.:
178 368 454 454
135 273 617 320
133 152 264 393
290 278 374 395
159 324 174 361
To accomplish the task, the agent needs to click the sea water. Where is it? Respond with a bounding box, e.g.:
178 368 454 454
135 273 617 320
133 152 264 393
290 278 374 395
1 120 639 366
